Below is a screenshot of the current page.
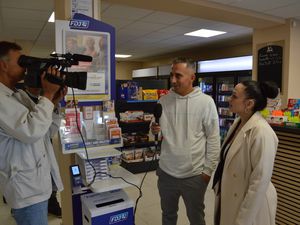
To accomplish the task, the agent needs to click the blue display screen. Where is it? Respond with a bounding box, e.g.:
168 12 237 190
71 165 80 176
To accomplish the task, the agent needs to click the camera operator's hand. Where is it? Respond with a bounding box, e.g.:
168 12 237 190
41 67 61 101
52 86 68 106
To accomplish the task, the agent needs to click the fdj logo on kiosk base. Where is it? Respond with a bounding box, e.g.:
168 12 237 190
69 20 89 29
109 212 128 224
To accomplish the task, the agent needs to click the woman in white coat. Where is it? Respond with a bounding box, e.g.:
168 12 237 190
213 81 279 225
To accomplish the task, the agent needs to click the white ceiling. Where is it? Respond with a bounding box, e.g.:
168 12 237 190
0 0 300 60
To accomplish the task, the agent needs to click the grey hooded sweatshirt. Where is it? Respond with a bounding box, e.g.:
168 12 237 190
158 87 220 178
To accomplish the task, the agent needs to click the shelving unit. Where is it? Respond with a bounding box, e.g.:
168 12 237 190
76 148 122 159
121 159 159 174
90 166 141 193
119 121 151 134
126 100 158 103
115 79 168 174
115 99 160 174
76 149 140 192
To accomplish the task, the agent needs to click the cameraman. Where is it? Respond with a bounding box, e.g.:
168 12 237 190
21 85 67 218
0 41 64 225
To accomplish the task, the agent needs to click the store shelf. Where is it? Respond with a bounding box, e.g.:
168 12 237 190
90 166 140 193
119 121 151 134
121 159 159 174
218 101 229 107
217 91 233 95
115 96 161 174
123 141 158 149
119 121 151 125
76 148 122 160
61 141 123 154
126 100 158 103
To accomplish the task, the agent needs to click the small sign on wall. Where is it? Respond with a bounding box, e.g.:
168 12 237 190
72 0 93 18
257 45 283 90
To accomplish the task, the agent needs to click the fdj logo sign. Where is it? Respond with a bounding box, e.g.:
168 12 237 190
69 20 89 29
109 212 128 224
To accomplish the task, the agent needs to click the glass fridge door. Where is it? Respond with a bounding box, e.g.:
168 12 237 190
216 76 235 143
238 75 251 83
198 76 214 98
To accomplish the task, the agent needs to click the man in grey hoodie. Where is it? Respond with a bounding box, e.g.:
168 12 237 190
151 57 220 225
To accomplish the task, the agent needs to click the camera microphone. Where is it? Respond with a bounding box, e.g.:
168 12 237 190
72 54 93 62
50 53 92 62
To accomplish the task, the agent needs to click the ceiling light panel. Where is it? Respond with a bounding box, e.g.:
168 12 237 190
185 29 226 37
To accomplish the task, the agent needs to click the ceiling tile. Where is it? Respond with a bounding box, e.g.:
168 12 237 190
133 32 178 43
0 0 282 60
200 0 235 4
159 25 197 35
6 28 40 40
2 19 45 29
102 17 134 29
209 22 250 32
1 0 53 10
116 32 138 44
122 21 168 32
265 2 300 18
147 32 179 39
30 45 55 58
102 4 153 20
175 17 219 29
141 11 188 25
41 23 55 34
2 8 51 21
231 0 299 13
117 28 149 38
231 28 253 35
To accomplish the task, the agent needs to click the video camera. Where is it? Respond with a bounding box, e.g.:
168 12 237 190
18 53 92 90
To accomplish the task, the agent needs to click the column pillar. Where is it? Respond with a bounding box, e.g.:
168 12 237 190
53 0 102 224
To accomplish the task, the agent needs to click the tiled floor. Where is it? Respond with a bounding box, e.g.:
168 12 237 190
0 171 215 225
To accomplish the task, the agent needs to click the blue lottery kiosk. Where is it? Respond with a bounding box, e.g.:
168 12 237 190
54 13 139 225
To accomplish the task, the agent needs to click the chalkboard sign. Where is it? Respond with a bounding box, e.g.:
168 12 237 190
257 45 282 90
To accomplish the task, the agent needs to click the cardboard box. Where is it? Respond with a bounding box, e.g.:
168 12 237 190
143 89 158 100
287 98 300 110
81 189 134 225
266 115 287 126
122 150 134 161
109 127 122 140
83 106 94 120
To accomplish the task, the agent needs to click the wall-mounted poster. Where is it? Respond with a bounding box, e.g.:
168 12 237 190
55 14 115 102
71 0 93 18
63 30 110 97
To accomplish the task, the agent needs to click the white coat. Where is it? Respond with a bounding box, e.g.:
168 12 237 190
215 112 278 225
0 83 63 209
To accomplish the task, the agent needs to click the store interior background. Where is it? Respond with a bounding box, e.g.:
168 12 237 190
0 0 300 105
1 1 300 225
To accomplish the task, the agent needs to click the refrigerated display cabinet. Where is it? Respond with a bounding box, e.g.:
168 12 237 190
195 70 251 143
